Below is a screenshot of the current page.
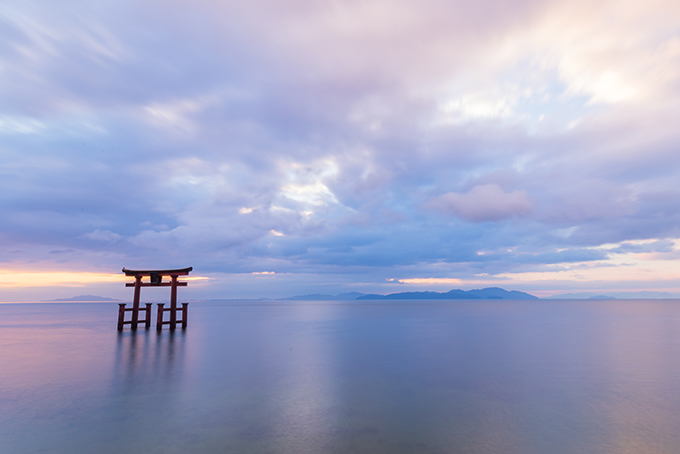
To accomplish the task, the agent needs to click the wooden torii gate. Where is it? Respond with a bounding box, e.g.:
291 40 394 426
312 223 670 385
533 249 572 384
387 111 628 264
118 267 193 331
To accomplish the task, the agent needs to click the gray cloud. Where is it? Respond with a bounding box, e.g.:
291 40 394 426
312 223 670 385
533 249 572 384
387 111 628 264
427 184 533 222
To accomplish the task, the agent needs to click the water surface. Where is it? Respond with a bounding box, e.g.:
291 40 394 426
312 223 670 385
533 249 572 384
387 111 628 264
1 300 680 453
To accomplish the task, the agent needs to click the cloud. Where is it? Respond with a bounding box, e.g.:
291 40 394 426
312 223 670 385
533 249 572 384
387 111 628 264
427 184 533 222
394 277 462 285
81 229 122 242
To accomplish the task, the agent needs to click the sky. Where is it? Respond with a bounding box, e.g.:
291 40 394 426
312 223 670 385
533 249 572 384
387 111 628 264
2 0 680 301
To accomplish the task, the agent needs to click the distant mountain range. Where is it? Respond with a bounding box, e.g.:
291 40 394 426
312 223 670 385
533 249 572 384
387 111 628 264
358 287 537 300
47 295 122 302
280 288 537 301
51 290 678 303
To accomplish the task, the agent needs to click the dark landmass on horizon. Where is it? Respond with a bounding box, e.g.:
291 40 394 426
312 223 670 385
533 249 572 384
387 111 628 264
47 289 680 303
358 287 538 300
201 289 680 302
46 295 123 302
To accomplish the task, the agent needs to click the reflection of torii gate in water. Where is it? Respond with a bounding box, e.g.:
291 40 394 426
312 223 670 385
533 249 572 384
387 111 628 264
117 267 193 331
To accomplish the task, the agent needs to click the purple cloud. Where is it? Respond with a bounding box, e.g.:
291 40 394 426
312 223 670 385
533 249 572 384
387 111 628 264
427 184 533 222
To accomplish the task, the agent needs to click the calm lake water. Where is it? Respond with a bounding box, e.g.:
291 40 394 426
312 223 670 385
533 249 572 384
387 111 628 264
2 300 680 454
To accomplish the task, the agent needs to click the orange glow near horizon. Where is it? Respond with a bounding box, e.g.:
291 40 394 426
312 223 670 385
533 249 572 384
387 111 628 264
0 269 210 288
0 270 125 288
387 245 680 295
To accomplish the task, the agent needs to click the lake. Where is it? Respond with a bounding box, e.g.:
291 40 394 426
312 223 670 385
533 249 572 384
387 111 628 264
2 299 680 453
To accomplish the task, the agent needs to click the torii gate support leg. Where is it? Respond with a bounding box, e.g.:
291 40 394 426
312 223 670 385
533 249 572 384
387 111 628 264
170 275 178 330
132 275 142 330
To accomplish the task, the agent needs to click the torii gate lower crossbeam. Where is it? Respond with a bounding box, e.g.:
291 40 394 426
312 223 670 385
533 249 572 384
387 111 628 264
118 267 193 331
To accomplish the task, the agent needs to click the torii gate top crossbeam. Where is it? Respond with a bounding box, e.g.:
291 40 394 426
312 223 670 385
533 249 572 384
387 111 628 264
122 267 193 277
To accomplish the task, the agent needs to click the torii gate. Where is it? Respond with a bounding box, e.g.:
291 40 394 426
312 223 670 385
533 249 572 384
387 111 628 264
117 267 193 331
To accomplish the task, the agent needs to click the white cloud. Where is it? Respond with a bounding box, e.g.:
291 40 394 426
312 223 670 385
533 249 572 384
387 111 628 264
279 181 339 207
144 99 204 134
0 116 46 134
81 229 122 243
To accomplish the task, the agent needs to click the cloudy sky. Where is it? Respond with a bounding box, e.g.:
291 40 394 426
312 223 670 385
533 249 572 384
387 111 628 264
2 0 680 300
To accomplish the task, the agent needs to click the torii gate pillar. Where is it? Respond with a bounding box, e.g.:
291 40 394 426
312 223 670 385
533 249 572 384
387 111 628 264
118 267 193 331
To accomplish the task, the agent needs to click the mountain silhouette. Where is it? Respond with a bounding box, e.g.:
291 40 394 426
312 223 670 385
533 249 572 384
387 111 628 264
357 287 537 300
